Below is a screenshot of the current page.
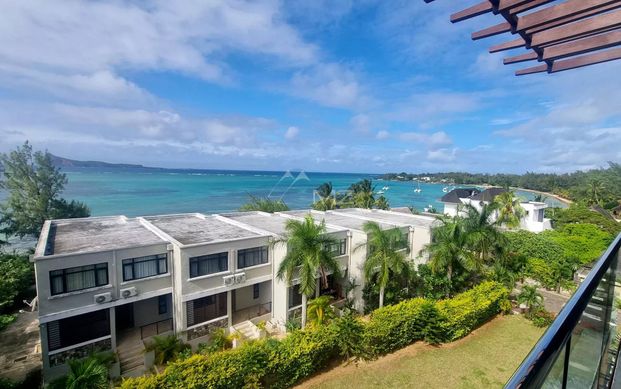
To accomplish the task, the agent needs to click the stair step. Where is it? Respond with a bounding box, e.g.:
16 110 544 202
121 357 144 372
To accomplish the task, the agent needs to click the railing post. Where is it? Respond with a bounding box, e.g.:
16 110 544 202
562 336 571 389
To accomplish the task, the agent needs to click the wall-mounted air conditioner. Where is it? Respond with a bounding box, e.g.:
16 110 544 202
94 292 112 304
235 273 246 284
120 287 138 298
223 275 234 286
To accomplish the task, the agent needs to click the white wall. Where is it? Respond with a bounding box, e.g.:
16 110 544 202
233 281 271 311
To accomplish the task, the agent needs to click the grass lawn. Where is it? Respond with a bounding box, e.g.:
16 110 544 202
296 315 544 389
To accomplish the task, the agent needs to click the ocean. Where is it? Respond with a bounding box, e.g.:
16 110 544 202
13 167 566 217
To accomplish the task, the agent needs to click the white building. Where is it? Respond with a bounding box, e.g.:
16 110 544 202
440 187 552 232
33 208 437 380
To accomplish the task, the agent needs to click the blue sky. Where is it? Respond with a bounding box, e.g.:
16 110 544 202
0 1 620 174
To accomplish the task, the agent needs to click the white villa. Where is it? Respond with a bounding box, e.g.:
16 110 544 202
440 187 552 232
33 208 437 380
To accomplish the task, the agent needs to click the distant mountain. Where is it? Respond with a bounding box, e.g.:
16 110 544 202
50 154 147 169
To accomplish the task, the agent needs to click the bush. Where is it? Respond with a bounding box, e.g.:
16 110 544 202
0 314 17 332
120 282 510 388
528 309 555 328
0 253 34 313
436 281 510 341
144 334 190 365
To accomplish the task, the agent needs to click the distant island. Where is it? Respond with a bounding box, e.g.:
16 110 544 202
49 154 148 169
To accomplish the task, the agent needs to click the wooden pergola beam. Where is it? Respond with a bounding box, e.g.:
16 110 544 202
531 8 621 47
451 1 492 23
542 29 621 60
504 51 539 64
516 46 621 74
472 22 512 40
490 37 527 53
517 0 620 32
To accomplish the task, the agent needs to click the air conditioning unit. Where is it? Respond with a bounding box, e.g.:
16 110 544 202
223 275 234 286
120 287 137 298
235 273 246 284
94 292 112 304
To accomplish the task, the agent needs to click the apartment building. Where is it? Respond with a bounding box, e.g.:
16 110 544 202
33 209 437 380
440 187 552 232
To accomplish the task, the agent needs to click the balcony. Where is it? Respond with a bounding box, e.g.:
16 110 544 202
507 233 621 388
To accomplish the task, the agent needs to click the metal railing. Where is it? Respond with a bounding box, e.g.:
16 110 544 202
506 233 621 388
140 318 173 339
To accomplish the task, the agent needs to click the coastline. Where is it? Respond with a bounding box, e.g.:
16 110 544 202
509 187 573 206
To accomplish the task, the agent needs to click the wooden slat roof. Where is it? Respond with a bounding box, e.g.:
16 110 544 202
424 0 621 75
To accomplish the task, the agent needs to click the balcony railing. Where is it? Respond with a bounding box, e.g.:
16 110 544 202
506 233 621 388
140 318 173 339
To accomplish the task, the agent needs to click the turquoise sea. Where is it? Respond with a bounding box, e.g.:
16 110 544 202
27 167 566 217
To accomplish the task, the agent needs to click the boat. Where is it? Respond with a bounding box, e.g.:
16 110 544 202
414 182 422 193
377 190 385 195
382 186 389 191
442 186 449 193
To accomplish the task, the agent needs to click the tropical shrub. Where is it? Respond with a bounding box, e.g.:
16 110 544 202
197 328 233 354
48 353 113 389
144 334 190 365
0 253 34 312
436 281 510 341
528 308 555 328
549 204 621 236
0 314 16 332
119 282 510 389
543 223 613 265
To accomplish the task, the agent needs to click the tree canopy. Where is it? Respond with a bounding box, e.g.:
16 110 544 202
0 142 90 239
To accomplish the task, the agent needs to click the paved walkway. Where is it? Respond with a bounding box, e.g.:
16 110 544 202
0 311 41 381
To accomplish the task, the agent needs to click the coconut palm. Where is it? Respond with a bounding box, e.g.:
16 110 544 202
275 215 341 328
422 216 475 297
462 203 506 263
349 179 375 209
307 295 336 327
313 181 337 210
239 194 289 213
64 357 109 389
493 190 525 229
587 179 606 205
356 221 409 308
374 195 390 210
518 285 543 313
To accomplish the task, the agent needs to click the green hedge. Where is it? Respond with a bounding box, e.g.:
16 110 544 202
119 282 509 389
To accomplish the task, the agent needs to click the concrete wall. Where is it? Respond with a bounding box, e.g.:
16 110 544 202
132 294 172 327
233 280 272 311
35 243 170 320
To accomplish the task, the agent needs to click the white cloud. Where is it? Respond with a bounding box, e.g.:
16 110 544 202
289 63 371 109
285 126 300 140
399 130 452 148
376 130 389 140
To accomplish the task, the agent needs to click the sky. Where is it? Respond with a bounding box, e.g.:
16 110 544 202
0 0 620 174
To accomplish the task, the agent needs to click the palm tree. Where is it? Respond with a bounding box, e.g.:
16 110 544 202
275 215 341 328
65 358 108 389
356 221 409 308
239 194 289 213
587 179 605 205
144 334 189 365
422 216 475 297
349 179 375 209
462 203 506 263
374 195 390 210
307 295 335 327
518 285 543 313
312 181 337 211
493 191 525 229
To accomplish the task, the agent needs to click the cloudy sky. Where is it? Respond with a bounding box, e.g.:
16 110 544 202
0 0 620 174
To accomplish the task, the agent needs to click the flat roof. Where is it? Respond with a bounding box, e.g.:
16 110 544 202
333 208 438 229
41 216 166 257
143 214 262 245
222 211 345 236
282 210 399 232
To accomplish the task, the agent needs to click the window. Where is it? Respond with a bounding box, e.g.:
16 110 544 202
47 309 110 351
253 283 260 299
158 295 167 315
237 247 268 269
324 239 347 256
186 292 227 327
289 284 303 309
122 254 167 281
50 263 108 295
189 252 228 278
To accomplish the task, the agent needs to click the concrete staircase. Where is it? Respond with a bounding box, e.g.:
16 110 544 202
117 331 146 377
231 320 260 344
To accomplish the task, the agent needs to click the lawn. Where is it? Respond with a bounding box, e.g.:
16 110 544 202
296 315 544 389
